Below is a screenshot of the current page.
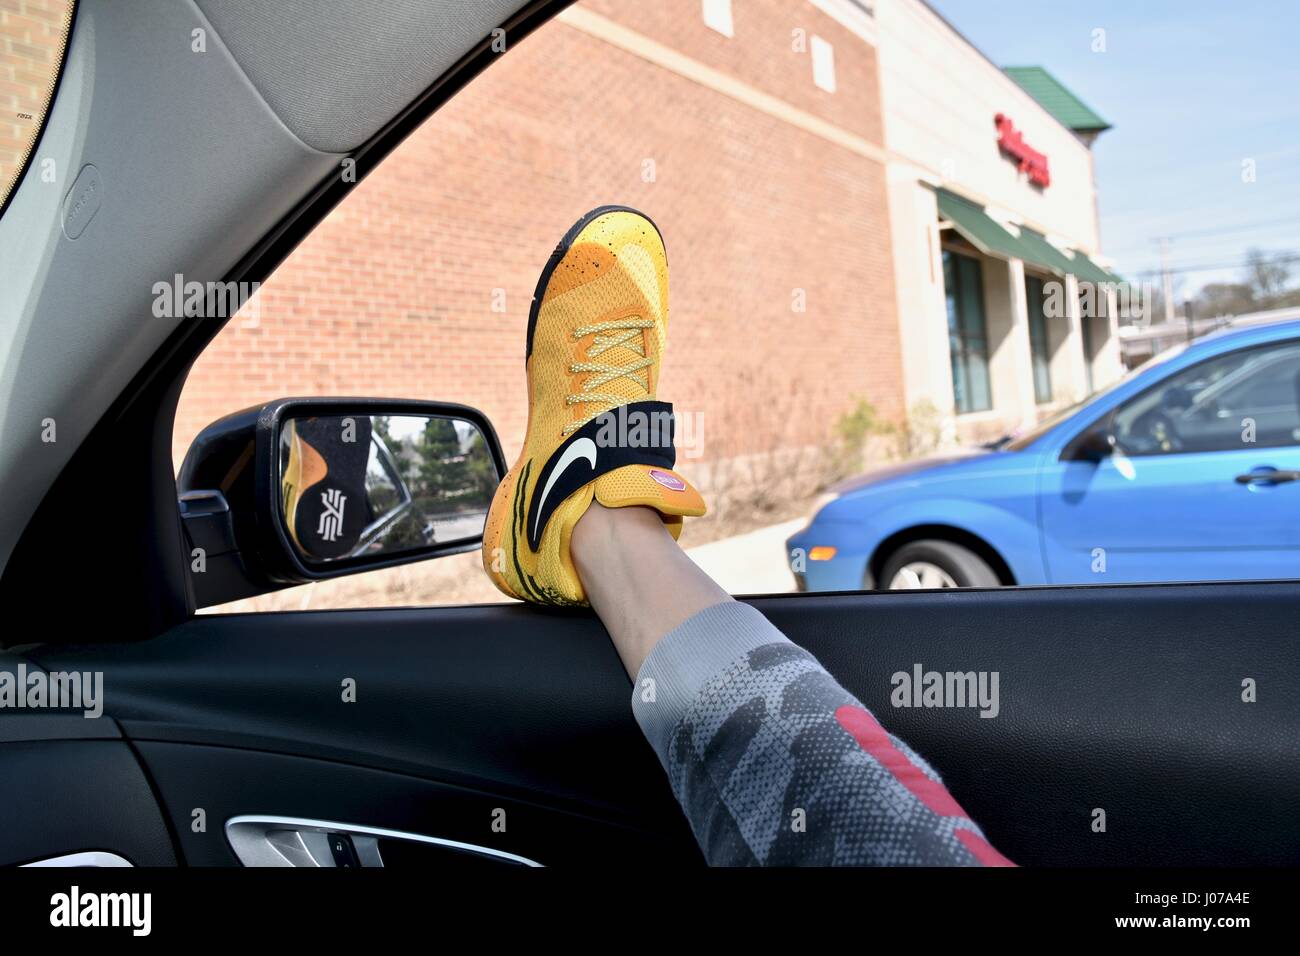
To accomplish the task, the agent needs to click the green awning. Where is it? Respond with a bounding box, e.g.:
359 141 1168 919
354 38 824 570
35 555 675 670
1014 226 1076 277
936 189 1124 284
1065 250 1123 287
935 189 1030 262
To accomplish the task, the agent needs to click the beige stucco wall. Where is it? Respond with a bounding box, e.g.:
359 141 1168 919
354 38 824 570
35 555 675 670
875 0 1100 251
876 0 1115 441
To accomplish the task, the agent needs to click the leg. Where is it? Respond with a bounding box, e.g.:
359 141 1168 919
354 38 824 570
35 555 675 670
571 502 729 678
571 501 1015 868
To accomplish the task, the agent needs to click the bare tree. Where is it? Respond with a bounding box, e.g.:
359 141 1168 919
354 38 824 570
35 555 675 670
1245 247 1293 306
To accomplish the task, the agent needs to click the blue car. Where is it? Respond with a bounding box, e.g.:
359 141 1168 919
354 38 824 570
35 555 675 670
788 318 1300 591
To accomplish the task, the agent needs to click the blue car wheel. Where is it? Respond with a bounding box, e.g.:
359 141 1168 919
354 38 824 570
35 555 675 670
879 540 1001 590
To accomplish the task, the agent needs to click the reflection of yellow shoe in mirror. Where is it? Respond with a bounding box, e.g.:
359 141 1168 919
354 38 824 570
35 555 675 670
281 416 373 560
483 206 706 606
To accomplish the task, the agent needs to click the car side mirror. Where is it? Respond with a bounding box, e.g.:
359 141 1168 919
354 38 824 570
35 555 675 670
177 398 505 607
1062 421 1117 463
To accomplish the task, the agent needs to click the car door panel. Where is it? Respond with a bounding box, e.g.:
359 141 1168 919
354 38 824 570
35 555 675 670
134 741 696 866
0 732 178 867
763 585 1299 866
30 605 691 831
24 582 1300 867
0 656 179 867
1040 449 1300 583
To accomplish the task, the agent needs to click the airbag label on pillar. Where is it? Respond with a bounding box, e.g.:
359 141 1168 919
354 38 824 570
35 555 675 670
62 163 102 239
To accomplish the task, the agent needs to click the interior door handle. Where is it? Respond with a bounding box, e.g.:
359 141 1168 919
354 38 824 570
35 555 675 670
20 851 133 867
225 815 541 867
1234 469 1300 485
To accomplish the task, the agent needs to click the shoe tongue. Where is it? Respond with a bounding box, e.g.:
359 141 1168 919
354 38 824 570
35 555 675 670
593 464 706 517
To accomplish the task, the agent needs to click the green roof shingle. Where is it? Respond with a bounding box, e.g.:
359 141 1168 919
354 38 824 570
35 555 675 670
1004 66 1111 132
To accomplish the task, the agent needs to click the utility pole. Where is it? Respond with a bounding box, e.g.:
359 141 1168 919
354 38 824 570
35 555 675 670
1156 237 1175 326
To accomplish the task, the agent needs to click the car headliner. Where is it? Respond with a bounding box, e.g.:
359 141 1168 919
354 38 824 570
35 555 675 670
0 0 536 579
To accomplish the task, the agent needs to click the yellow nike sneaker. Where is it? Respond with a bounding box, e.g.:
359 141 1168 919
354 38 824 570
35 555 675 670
483 205 706 605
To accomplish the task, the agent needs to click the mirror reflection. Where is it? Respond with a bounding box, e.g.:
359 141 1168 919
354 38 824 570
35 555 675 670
279 414 498 564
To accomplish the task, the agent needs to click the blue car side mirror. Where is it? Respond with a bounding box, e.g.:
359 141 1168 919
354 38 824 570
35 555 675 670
1063 424 1116 463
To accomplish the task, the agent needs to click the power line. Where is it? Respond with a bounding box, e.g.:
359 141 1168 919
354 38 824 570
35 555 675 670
1131 253 1300 277
1122 236 1300 271
1137 215 1300 243
1167 215 1300 241
1105 212 1300 250
1138 230 1300 256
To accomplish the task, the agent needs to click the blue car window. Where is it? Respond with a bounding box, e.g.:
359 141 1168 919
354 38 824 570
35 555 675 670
1113 342 1300 456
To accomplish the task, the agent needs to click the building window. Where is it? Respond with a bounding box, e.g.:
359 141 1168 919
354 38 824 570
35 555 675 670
944 250 992 414
1025 274 1053 403
702 0 734 38
811 35 836 93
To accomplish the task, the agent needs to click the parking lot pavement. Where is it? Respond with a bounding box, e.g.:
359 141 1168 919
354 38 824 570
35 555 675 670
684 518 807 596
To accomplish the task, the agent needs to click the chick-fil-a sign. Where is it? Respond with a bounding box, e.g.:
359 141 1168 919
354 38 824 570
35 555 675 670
994 113 1050 188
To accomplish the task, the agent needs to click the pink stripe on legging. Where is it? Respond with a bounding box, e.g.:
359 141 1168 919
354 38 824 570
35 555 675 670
834 704 1015 867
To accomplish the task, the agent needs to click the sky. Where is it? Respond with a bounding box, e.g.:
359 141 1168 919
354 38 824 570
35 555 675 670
927 0 1300 299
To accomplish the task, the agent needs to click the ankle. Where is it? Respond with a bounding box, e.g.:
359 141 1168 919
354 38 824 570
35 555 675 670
572 501 663 560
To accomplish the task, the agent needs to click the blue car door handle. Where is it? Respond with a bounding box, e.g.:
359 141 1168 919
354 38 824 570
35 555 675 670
1234 468 1300 485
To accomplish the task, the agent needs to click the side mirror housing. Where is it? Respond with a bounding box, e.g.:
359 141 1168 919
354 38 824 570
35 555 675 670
178 398 505 607
1062 418 1117 463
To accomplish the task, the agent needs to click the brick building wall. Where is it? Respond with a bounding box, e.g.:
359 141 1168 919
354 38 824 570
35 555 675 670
174 0 904 484
0 0 73 207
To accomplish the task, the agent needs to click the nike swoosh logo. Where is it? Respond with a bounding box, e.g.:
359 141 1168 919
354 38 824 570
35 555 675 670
532 437 597 541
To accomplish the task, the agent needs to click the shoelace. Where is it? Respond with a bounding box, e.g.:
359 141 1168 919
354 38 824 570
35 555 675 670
563 316 656 435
